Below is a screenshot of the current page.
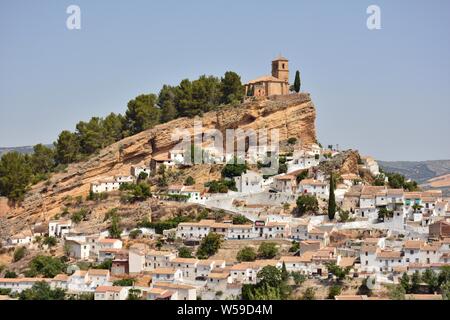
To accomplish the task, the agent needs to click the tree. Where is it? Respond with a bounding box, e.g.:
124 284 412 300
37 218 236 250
113 278 135 286
196 233 222 259
76 117 107 155
287 137 297 145
378 207 391 221
302 287 316 300
129 229 142 239
281 262 289 282
220 71 244 104
158 85 179 123
357 277 373 296
30 144 55 175
293 70 301 93
328 172 336 220
422 269 439 293
124 94 160 135
400 273 411 293
27 256 66 278
4 270 17 278
184 176 195 186
257 242 278 259
127 289 142 300
43 236 57 248
411 270 421 293
232 215 250 225
0 152 32 202
289 241 300 253
291 272 306 285
245 283 282 300
103 113 124 143
296 194 319 216
236 247 257 262
19 281 66 300
13 246 27 262
138 171 149 182
388 284 406 300
339 209 350 222
54 130 80 164
109 214 122 239
221 158 247 178
326 262 350 282
438 266 450 286
328 284 342 299
257 265 283 288
178 246 193 258
442 281 450 300
134 182 151 201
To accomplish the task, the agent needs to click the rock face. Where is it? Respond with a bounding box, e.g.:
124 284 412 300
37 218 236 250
318 150 361 176
0 93 316 237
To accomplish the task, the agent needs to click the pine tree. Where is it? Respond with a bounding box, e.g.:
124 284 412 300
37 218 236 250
328 172 336 220
281 262 289 282
294 70 301 93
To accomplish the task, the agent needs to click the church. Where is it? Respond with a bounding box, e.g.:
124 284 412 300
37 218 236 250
244 55 290 97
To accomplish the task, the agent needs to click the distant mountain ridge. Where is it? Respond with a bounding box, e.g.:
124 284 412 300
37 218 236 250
379 160 450 197
378 160 450 183
0 145 53 157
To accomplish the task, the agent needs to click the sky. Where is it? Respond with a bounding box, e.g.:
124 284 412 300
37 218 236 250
0 0 449 161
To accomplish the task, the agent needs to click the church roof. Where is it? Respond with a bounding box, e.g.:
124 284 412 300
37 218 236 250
246 75 286 84
273 55 288 61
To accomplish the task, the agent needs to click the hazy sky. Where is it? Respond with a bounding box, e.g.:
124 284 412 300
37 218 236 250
1 0 449 161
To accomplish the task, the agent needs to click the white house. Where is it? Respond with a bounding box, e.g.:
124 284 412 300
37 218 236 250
0 278 51 293
226 224 257 240
48 219 72 238
176 220 214 241
272 174 297 194
361 156 380 177
51 274 69 290
65 239 90 260
359 238 385 272
256 221 290 239
97 238 123 251
152 282 197 300
206 272 232 292
94 286 129 300
196 260 226 279
290 220 313 241
128 245 177 273
234 171 263 194
115 175 134 185
7 230 33 246
131 165 151 178
87 269 111 288
151 268 183 283
299 179 329 198
169 258 199 281
91 179 120 193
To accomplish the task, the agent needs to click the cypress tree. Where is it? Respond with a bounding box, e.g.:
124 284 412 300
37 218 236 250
294 70 301 93
328 172 336 220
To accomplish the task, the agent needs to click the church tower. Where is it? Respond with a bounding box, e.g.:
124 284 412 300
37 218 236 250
271 55 289 82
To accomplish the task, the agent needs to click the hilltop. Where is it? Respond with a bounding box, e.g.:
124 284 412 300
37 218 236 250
0 93 317 237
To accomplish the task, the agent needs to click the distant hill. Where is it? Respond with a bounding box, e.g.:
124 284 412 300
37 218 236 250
379 160 450 197
0 145 53 157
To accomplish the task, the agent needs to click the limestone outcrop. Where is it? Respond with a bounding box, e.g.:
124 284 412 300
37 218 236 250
0 93 317 237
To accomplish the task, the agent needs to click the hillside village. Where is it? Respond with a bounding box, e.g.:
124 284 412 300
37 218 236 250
0 57 449 301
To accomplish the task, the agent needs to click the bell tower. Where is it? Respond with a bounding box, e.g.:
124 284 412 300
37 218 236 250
271 55 289 82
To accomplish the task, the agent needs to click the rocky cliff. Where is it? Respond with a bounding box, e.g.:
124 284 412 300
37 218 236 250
0 93 317 237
